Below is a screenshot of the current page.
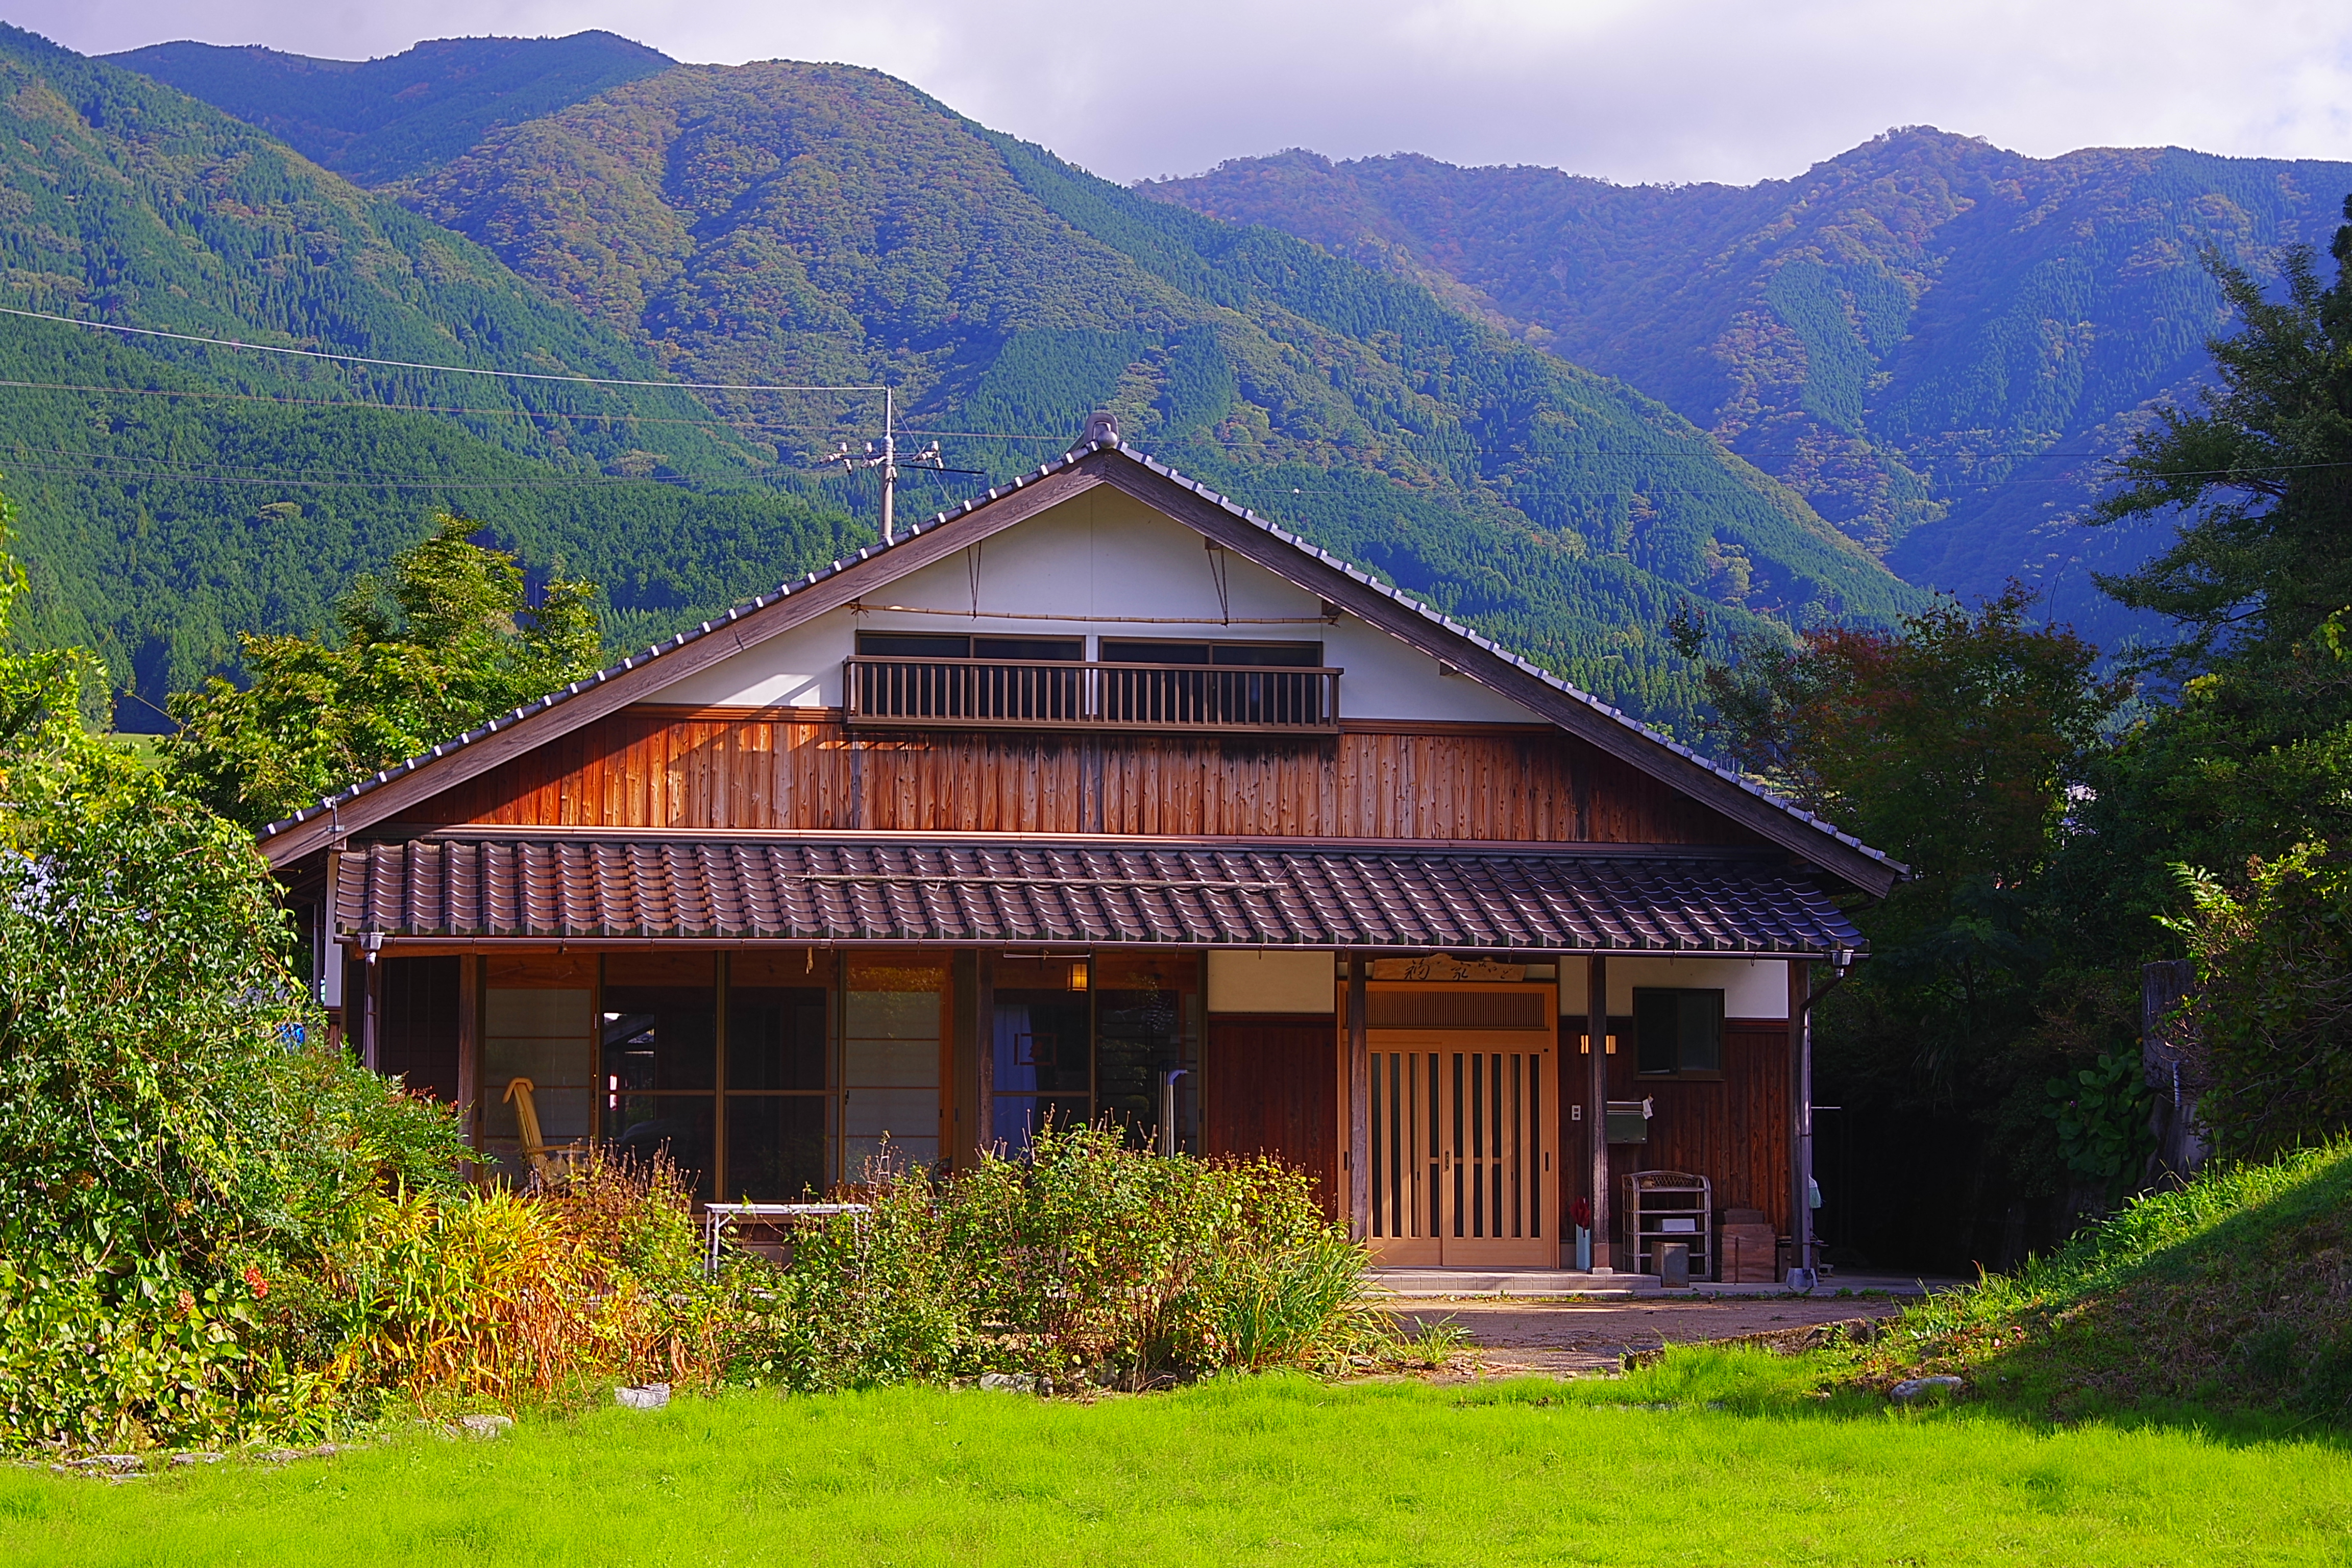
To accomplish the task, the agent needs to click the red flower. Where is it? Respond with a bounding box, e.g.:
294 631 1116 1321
242 1265 268 1300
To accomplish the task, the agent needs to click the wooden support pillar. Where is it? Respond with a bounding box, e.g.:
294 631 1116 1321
951 950 982 1169
1788 958 1815 1284
361 951 383 1074
456 955 481 1160
1585 953 1611 1272
1345 952 1369 1243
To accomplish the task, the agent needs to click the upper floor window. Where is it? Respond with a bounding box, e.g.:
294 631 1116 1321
855 631 1082 661
1097 639 1323 667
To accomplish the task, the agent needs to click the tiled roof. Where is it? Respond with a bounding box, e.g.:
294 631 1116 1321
261 439 1902 882
334 837 1865 955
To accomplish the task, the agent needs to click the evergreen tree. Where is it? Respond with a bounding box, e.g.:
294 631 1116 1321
166 517 602 829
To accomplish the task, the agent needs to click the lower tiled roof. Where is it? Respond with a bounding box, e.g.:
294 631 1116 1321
334 837 1863 955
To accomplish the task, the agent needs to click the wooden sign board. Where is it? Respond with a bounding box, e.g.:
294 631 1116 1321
1369 953 1527 983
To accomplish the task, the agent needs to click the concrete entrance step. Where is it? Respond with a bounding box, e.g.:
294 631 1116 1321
1367 1268 1946 1299
1369 1268 1660 1298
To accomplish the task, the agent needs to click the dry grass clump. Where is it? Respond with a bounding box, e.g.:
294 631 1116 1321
330 1152 717 1412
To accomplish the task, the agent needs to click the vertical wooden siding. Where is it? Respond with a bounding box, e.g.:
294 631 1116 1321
1564 1023 1791 1238
425 709 1760 846
1204 1015 1342 1215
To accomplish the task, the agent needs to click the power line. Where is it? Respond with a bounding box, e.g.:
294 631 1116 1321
0 458 707 492
0 379 2176 467
0 377 811 432
0 306 889 396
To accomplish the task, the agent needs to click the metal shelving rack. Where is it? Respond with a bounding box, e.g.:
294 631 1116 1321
1621 1170 1712 1281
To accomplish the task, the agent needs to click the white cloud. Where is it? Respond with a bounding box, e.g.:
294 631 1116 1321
12 0 2351 185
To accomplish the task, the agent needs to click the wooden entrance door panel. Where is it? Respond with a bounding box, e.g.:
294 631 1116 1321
1360 983 1558 1267
1204 1015 1341 1215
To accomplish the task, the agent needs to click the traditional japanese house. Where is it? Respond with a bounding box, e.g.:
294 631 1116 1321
260 418 1900 1280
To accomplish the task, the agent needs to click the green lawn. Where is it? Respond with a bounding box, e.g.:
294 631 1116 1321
6 1357 2346 1566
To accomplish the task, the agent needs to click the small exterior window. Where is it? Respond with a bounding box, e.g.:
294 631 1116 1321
1098 639 1322 667
1633 988 1723 1075
853 632 1081 661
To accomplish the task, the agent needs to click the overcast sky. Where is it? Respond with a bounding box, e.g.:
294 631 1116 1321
10 0 2349 186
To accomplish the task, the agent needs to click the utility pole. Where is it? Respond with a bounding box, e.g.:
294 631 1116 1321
826 387 982 543
827 387 901 543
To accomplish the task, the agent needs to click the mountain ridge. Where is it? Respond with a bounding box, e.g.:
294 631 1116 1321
374 55 1918 715
0 24 864 716
1143 133 2352 648
106 32 674 187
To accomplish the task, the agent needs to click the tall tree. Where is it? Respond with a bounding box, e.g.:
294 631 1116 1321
1706 586 2132 1265
167 517 603 829
2053 197 2352 957
2092 196 2352 675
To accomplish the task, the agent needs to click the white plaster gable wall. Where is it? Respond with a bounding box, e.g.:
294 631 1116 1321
651 487 1536 723
1558 957 1791 1021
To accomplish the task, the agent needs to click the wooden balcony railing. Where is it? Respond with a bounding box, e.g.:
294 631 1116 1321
843 656 1342 734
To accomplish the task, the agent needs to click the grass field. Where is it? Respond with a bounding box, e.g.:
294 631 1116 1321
7 1353 2346 1567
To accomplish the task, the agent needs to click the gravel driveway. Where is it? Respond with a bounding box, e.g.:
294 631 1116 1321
1391 1295 1907 1375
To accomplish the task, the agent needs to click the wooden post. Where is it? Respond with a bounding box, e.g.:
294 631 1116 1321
950 951 979 1169
361 952 383 1074
456 955 481 1167
1346 952 1369 1243
1586 953 1610 1272
712 952 729 1205
1788 958 1814 1284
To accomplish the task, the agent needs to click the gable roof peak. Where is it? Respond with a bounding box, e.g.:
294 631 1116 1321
257 434 1904 895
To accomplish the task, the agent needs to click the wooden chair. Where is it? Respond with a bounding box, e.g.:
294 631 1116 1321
502 1077 587 1187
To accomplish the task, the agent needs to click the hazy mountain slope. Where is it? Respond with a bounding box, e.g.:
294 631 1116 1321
1145 135 2352 648
0 26 862 715
106 32 673 187
397 58 1916 723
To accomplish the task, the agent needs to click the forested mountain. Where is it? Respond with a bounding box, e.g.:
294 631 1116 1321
19 31 1914 735
0 26 862 716
389 60 1908 716
107 32 673 187
1146 137 2352 649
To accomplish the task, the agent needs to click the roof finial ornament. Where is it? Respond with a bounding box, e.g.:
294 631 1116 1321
1079 410 1120 452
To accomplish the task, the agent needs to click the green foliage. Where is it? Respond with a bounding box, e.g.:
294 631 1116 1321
165 518 604 827
2090 201 2352 675
0 763 471 1449
329 1153 721 1412
2043 1051 2153 1194
732 1123 1380 1393
0 502 104 797
1704 583 2141 1261
2168 846 2352 1158
1710 583 2126 1078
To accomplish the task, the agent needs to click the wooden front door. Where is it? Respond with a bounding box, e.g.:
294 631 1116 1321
1361 984 1557 1266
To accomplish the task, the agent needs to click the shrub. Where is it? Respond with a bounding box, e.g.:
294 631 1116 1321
0 766 472 1451
2169 844 2352 1157
729 1122 1383 1393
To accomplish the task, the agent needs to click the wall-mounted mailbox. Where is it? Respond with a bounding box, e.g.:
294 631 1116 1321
1605 1096 1653 1144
